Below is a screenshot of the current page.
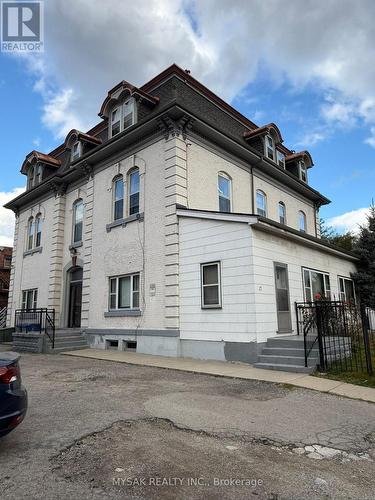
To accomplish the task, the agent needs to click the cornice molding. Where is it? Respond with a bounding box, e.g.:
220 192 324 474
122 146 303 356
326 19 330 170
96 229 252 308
157 115 195 140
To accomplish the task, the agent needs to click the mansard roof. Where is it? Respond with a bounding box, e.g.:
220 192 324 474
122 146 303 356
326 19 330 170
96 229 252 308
285 150 314 168
21 150 61 174
98 80 159 118
243 123 283 144
64 129 102 147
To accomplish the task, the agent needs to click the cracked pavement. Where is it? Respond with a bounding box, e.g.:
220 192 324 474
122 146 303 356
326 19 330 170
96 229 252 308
1 352 375 499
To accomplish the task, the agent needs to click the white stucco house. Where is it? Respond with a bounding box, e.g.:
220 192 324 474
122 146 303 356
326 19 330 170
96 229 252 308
5 64 357 367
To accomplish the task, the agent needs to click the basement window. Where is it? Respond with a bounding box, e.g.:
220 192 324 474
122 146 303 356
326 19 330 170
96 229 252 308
106 339 119 350
123 341 137 351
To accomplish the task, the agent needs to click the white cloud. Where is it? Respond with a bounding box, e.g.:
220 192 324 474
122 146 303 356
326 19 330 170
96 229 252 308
364 126 375 149
0 187 25 246
327 207 370 234
295 131 327 148
10 0 375 144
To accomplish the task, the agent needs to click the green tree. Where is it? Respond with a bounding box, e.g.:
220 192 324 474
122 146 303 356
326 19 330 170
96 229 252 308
320 218 356 251
351 206 375 307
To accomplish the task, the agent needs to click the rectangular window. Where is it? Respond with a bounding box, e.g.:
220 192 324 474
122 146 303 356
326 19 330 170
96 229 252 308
111 107 121 136
303 268 331 301
123 100 134 130
109 273 140 310
276 150 285 168
201 262 221 308
35 216 42 247
4 256 11 268
22 289 38 310
129 170 140 215
338 277 355 303
71 142 81 161
299 161 307 182
266 135 274 161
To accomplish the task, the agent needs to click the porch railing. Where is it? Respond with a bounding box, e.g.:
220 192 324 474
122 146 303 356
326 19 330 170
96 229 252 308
0 307 7 329
15 308 55 349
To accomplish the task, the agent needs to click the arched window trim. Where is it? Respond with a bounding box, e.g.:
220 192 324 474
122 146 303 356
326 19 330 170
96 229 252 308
113 175 124 221
72 199 84 244
218 172 232 213
34 213 42 248
299 210 307 232
256 190 267 217
128 167 140 216
278 201 286 225
27 217 34 250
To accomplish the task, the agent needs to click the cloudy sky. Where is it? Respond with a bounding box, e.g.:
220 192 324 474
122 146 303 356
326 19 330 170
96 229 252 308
1 0 374 245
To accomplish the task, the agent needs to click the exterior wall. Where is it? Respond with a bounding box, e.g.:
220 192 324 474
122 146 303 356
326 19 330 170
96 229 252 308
179 217 256 344
253 172 317 236
187 140 252 213
251 227 357 343
8 196 55 325
179 216 357 350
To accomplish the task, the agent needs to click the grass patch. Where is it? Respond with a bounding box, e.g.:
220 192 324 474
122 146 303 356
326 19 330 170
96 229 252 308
314 348 375 388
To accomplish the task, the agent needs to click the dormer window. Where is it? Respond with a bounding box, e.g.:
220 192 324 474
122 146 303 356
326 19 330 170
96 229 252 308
265 135 274 161
299 161 307 183
27 167 35 189
276 150 285 168
110 98 136 138
111 107 121 136
71 142 81 162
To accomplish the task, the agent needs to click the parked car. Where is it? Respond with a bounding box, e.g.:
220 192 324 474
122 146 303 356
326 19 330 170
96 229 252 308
0 352 27 437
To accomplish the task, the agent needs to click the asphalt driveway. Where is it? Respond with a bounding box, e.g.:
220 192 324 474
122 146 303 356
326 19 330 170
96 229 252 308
1 351 375 499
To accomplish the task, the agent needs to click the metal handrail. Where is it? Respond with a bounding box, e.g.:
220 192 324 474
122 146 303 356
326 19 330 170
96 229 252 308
15 308 56 348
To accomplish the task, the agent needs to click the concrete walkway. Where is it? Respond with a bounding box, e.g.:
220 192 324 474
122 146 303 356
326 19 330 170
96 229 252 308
62 348 374 403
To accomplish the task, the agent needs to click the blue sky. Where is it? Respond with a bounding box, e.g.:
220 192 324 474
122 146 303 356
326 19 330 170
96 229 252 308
1 0 374 244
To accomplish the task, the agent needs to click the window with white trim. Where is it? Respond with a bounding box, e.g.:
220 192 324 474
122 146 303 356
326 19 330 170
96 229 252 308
256 190 267 217
201 262 222 308
128 168 140 215
73 199 84 244
110 98 136 138
338 277 355 303
218 173 231 212
113 176 124 220
278 202 286 224
299 161 307 182
35 213 42 247
265 135 275 161
276 150 285 168
22 289 38 310
71 141 81 162
299 210 306 232
109 273 140 310
27 217 34 250
303 268 331 302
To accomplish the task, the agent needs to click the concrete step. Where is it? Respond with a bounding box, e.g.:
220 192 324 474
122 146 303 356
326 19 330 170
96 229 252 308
266 337 306 349
262 347 318 357
49 340 88 349
257 354 318 367
46 345 90 354
54 330 83 337
254 362 316 374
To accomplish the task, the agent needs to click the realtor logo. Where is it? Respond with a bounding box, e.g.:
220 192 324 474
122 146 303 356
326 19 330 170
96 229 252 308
1 1 44 52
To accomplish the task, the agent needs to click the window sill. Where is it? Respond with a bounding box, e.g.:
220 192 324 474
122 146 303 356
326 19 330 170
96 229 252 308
106 212 144 233
69 242 83 250
23 247 42 257
104 310 142 317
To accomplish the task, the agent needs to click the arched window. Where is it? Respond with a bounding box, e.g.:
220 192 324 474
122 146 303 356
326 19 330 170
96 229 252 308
123 99 135 130
128 168 140 215
110 98 136 137
256 190 267 217
35 213 42 247
299 210 307 232
218 173 231 212
71 142 81 162
278 202 286 225
113 176 124 220
73 200 84 243
27 217 34 250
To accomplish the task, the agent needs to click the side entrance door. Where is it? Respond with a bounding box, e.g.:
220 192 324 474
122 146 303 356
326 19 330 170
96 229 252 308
274 262 292 333
68 267 83 328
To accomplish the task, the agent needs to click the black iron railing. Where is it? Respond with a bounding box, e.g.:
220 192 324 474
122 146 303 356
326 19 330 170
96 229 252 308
15 308 55 348
296 300 374 374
